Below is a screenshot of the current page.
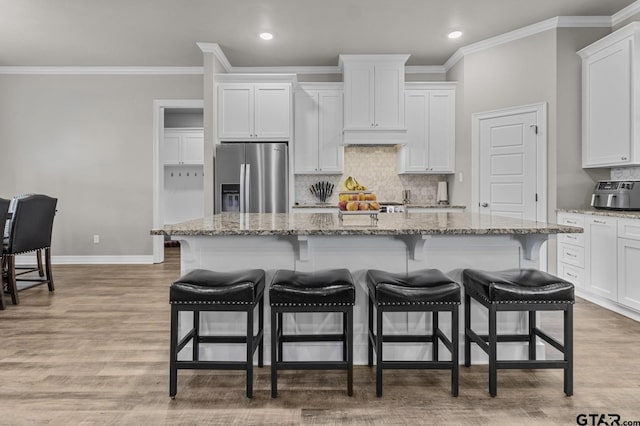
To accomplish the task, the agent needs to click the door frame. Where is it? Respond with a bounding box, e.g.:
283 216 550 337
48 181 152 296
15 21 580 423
471 102 547 224
152 99 204 264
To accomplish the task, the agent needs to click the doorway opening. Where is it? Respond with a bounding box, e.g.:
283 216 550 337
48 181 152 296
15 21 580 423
152 100 204 263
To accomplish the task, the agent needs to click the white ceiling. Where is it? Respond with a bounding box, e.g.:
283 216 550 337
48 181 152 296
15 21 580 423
0 0 637 68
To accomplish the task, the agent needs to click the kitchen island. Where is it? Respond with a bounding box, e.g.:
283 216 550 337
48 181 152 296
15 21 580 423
152 212 581 364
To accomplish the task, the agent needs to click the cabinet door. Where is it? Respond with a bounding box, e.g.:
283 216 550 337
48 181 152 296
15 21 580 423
373 63 404 129
401 90 428 172
294 90 319 173
587 216 618 301
344 64 374 129
583 36 633 167
317 91 344 173
218 85 254 139
181 133 204 165
163 131 182 165
254 84 290 139
427 91 455 173
618 237 640 311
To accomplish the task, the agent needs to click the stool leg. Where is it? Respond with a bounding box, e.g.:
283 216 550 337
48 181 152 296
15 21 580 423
192 310 200 361
376 305 383 397
347 307 354 397
343 310 348 362
451 305 459 397
246 303 254 398
277 312 284 361
271 307 278 398
565 304 574 397
528 311 536 360
258 296 264 368
45 248 55 291
368 294 374 367
464 291 471 367
489 304 498 397
169 305 179 399
432 311 439 361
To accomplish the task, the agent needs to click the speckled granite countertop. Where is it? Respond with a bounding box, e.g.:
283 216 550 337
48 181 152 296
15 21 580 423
152 212 581 237
292 203 466 209
558 208 640 219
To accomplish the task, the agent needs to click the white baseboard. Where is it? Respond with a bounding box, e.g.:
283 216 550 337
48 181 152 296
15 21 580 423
576 290 640 322
14 255 154 265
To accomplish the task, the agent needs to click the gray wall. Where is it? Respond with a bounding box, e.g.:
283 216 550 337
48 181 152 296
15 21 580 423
0 74 203 256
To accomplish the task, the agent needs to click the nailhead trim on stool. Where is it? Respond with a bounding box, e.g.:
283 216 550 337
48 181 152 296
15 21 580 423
463 268 574 397
366 269 461 397
169 269 265 399
270 269 355 398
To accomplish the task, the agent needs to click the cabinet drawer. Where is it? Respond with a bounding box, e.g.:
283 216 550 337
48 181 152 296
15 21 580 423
558 263 585 288
558 232 584 247
559 243 585 267
618 218 640 241
558 214 584 228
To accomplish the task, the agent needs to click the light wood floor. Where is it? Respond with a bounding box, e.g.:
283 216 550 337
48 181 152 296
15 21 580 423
1 247 639 425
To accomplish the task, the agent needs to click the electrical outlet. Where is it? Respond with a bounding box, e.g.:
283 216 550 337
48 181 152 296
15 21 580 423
93 234 100 244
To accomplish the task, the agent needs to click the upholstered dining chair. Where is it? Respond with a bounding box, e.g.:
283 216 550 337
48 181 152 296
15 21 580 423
0 197 11 310
2 194 58 305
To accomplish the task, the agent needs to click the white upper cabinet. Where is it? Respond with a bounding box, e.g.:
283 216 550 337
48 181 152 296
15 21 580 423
217 82 291 140
294 84 343 174
398 83 456 174
339 55 409 144
579 22 640 167
163 128 204 165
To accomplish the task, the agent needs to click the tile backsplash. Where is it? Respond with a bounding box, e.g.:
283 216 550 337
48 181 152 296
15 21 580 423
611 167 640 180
294 146 447 204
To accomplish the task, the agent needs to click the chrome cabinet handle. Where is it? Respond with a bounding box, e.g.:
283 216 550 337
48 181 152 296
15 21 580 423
567 272 578 279
593 219 607 224
566 252 577 258
621 156 628 160
481 202 489 207
566 220 577 224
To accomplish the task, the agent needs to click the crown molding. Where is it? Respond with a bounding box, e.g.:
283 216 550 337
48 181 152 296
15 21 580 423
405 65 446 74
233 65 341 74
612 0 640 26
444 16 612 72
196 42 232 72
0 66 203 75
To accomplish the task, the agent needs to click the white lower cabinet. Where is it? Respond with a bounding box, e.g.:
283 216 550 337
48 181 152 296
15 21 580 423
585 216 617 301
557 212 640 317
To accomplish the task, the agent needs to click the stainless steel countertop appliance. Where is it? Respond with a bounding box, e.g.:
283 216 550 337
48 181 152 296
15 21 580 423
591 180 640 210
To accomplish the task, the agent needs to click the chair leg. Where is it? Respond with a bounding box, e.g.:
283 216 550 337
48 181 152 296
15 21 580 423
347 307 353 397
451 305 459 397
246 304 254 398
529 311 536 360
192 311 199 361
277 312 284 361
368 294 374 367
464 291 471 367
376 305 384 397
271 308 278 398
342 310 348 362
258 296 264 368
7 256 19 305
44 248 54 291
432 311 439 361
37 249 45 277
169 306 179 399
565 304 574 397
488 304 498 397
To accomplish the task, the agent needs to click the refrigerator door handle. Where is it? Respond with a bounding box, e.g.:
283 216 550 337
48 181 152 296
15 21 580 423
245 163 251 213
239 163 246 213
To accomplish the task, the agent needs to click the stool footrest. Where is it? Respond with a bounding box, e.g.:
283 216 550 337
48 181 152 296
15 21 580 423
199 335 251 344
176 360 250 370
177 329 197 352
280 333 345 343
496 360 569 370
378 334 436 343
381 360 454 370
533 328 565 352
276 361 349 370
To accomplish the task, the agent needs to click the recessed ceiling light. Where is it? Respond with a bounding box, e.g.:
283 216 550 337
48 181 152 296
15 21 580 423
259 32 273 41
448 31 463 39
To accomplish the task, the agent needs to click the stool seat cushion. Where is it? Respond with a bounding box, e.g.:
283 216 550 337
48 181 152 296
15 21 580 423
170 269 265 304
463 269 574 303
367 269 460 305
270 269 355 306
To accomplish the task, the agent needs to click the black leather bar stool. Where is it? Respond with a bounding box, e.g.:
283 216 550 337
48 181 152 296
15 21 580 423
169 268 265 399
367 269 461 397
0 197 10 310
269 269 355 398
463 268 574 397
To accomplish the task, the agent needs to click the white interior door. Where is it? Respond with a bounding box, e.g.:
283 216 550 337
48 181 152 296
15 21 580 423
478 110 539 221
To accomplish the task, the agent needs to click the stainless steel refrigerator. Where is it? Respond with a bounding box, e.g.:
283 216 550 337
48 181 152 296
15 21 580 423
215 142 288 213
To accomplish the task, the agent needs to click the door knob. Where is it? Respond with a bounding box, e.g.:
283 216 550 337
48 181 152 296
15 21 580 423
481 202 489 207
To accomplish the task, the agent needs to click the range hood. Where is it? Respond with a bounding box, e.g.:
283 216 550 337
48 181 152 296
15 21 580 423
342 129 407 146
